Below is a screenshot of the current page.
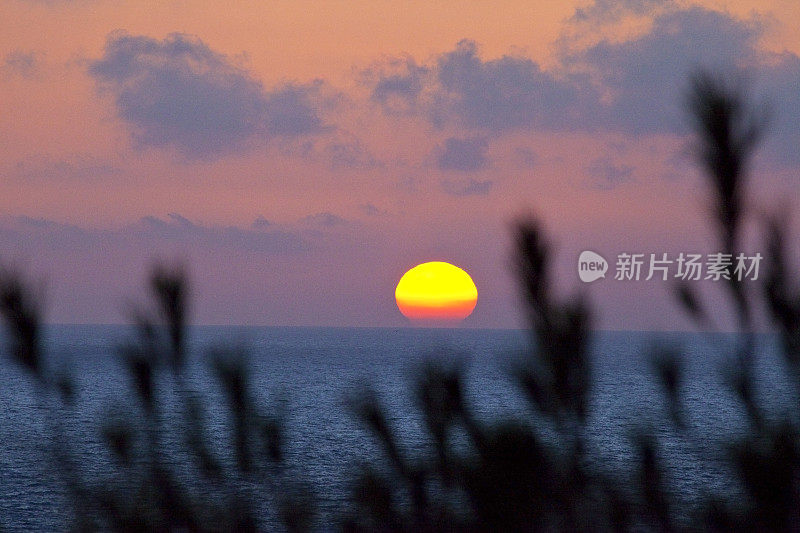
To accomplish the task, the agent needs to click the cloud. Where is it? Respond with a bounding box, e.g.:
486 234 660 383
571 5 800 166
1 214 306 255
15 215 60 229
278 134 381 171
264 83 325 136
89 32 326 159
364 57 430 114
571 0 671 23
301 212 348 227
136 213 305 253
513 146 539 168
434 40 595 132
363 6 800 169
757 53 800 166
2 50 43 79
358 203 387 217
9 153 121 182
367 40 597 132
324 139 381 170
572 7 761 134
15 215 85 233
251 216 271 229
396 176 418 193
1 216 91 252
440 177 493 196
585 157 634 189
436 136 489 172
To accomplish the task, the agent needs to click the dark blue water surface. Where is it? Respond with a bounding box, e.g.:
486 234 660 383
0 326 792 530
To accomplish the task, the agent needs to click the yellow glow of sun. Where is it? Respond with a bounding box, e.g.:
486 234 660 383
395 261 478 321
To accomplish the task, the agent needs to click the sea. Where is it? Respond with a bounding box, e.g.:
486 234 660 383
0 326 793 531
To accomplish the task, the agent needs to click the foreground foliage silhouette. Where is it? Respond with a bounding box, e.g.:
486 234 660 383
0 265 311 531
2 71 800 531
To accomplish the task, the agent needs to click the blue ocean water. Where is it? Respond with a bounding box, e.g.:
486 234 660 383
0 326 792 530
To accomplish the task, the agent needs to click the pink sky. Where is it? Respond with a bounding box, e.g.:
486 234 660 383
1 0 799 329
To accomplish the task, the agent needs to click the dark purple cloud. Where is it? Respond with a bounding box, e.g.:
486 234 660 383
364 6 800 168
440 177 493 196
15 215 62 229
10 153 121 182
136 213 305 253
571 0 671 23
324 139 381 170
358 203 386 216
513 146 539 168
264 83 325 136
363 57 430 114
365 40 598 132
2 216 90 253
573 7 760 134
756 53 800 165
301 212 348 227
89 32 325 159
278 135 381 171
436 136 489 172
2 50 42 79
433 40 596 132
251 216 271 229
585 157 635 189
573 5 800 165
1 214 305 255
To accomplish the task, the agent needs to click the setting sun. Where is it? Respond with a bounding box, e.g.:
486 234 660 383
395 261 478 322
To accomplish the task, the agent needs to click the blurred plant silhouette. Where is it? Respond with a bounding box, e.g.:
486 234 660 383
1 266 311 531
1 69 799 531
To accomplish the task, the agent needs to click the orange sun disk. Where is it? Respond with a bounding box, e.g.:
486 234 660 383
395 262 478 322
